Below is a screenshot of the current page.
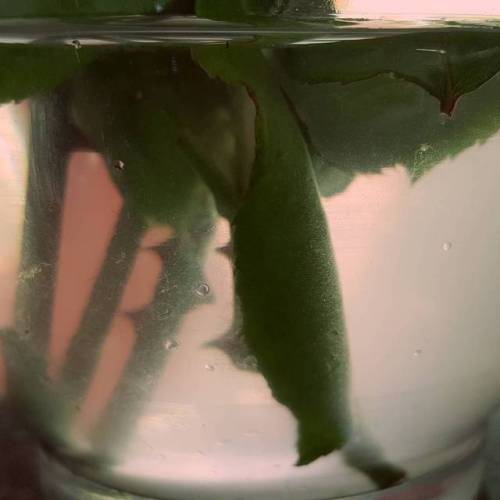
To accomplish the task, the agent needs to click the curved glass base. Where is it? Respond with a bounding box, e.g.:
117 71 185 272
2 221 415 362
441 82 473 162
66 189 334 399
39 440 486 500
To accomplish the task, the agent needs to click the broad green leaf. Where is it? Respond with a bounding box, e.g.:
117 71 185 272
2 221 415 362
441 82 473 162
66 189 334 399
0 1 194 18
72 49 252 222
273 32 500 189
0 44 95 105
72 50 216 228
195 45 351 466
196 1 288 21
196 0 335 20
278 32 500 115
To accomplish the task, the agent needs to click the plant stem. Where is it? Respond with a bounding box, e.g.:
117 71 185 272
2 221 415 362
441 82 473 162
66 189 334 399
59 206 144 403
14 89 77 363
91 224 214 457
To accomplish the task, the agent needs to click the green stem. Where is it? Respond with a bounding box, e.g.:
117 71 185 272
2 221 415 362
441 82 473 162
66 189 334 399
91 225 214 457
195 45 351 466
59 206 144 402
14 91 72 360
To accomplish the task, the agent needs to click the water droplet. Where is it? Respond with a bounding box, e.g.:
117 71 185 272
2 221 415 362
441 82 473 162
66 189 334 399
71 39 81 49
204 364 215 372
413 349 423 358
155 1 164 13
114 160 125 171
164 339 178 351
442 242 452 252
196 283 210 297
419 143 431 152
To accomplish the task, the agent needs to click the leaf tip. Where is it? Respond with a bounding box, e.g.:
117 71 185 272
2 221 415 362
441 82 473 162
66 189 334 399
440 95 458 117
295 427 348 466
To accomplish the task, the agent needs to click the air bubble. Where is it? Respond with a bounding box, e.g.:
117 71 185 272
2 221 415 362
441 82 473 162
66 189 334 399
164 339 178 351
196 283 210 297
413 349 423 358
114 160 125 171
442 242 452 252
204 364 215 372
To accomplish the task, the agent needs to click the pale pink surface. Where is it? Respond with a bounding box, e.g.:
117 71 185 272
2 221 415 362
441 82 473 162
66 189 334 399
76 314 136 435
119 248 164 314
337 0 500 15
49 152 123 380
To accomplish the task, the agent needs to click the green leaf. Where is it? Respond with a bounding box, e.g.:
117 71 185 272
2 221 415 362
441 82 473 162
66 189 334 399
196 1 288 21
72 49 254 222
273 32 500 189
278 31 500 115
72 50 217 228
0 1 193 18
195 0 335 20
0 44 94 104
195 45 351 466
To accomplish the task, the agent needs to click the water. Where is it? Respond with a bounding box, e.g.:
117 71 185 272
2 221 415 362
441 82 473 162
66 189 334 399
1 15 500 500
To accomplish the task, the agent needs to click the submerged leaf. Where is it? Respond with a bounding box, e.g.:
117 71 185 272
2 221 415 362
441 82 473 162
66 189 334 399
72 50 217 228
278 31 500 115
0 1 194 17
196 0 288 20
0 44 95 105
274 31 500 188
195 45 351 466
